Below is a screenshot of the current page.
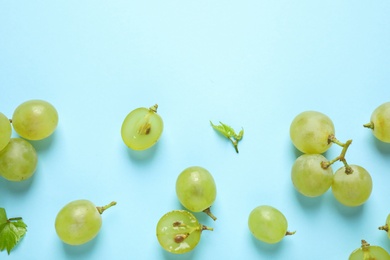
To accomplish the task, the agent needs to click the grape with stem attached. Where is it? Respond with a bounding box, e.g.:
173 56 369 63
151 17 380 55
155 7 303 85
248 205 295 244
364 101 390 143
156 210 213 254
55 200 116 245
290 110 335 154
349 239 390 260
121 104 163 151
176 166 217 220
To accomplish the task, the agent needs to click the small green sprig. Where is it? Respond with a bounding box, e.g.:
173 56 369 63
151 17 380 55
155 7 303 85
210 121 244 153
0 208 27 255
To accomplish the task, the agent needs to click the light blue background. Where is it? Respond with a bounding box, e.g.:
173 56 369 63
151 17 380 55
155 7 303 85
1 1 390 259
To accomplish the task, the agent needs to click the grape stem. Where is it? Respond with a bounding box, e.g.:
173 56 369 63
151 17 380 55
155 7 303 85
363 122 374 129
96 201 117 214
322 136 353 174
203 207 217 221
285 231 296 236
173 224 213 243
378 224 389 232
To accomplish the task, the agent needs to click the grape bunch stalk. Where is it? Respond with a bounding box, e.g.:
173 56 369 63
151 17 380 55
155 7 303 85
290 111 372 206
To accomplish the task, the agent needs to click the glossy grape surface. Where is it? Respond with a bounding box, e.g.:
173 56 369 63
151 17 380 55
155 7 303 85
332 165 372 207
176 166 217 214
291 154 333 197
0 138 38 181
12 99 58 140
0 112 12 151
366 102 390 143
156 210 206 254
290 111 335 154
248 205 288 244
55 200 102 245
121 105 163 150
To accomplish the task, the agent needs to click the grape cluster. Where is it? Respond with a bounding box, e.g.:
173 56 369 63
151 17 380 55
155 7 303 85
290 110 372 207
0 100 58 182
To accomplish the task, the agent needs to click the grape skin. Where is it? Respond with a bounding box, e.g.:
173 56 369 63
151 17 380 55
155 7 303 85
290 111 335 154
248 205 289 244
121 105 163 151
0 112 12 151
0 138 38 181
349 241 390 260
332 165 372 207
291 154 333 197
366 102 390 143
12 99 58 141
176 166 217 216
156 210 206 254
55 200 103 246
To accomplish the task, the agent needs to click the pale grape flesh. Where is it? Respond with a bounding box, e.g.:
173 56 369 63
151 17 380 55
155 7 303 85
0 112 12 151
121 105 163 150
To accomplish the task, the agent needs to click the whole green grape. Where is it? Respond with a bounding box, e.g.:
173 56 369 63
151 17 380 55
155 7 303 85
332 165 372 207
0 112 12 152
364 102 390 143
12 99 58 140
121 104 163 150
0 138 38 181
176 166 217 220
349 240 390 260
290 111 335 154
291 154 333 197
55 200 116 245
156 210 213 254
248 205 294 244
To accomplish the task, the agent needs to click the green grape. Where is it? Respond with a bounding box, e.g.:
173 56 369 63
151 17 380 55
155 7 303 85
332 165 372 207
176 166 217 220
156 210 213 254
349 240 390 260
248 205 294 244
291 154 334 197
121 104 163 151
12 99 58 140
290 111 335 154
364 102 390 143
379 214 390 239
0 138 38 181
0 112 12 152
55 200 116 246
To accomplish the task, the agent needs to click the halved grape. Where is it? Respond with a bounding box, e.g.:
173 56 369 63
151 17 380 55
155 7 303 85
290 111 335 154
0 112 12 151
176 166 217 220
0 138 38 181
156 210 212 254
55 200 116 246
349 240 390 260
291 154 333 197
248 205 294 244
12 99 58 140
121 104 163 150
364 102 390 143
332 165 372 207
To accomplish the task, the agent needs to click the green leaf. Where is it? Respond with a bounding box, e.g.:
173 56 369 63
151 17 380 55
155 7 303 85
0 208 27 255
210 121 244 153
